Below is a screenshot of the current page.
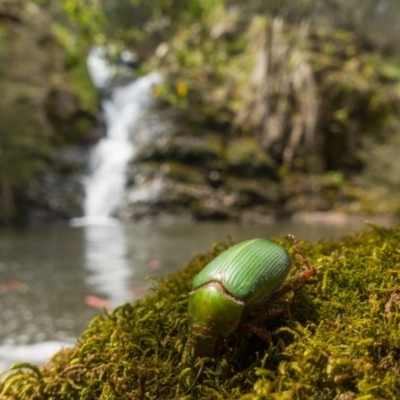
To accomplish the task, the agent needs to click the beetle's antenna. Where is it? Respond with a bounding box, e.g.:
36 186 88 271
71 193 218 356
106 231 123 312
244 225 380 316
180 361 205 398
287 234 313 271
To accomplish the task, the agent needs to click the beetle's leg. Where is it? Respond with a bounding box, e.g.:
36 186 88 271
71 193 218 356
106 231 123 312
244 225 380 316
236 323 270 340
266 266 316 301
287 234 315 271
236 307 287 341
261 233 316 300
239 303 288 328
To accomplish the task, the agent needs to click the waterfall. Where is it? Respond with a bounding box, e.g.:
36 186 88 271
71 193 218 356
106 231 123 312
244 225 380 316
72 47 163 226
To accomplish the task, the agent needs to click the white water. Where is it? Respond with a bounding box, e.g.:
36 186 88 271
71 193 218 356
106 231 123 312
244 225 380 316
72 48 163 226
0 342 73 372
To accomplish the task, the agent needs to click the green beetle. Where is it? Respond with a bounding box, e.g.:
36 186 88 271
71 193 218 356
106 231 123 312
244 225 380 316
188 235 316 358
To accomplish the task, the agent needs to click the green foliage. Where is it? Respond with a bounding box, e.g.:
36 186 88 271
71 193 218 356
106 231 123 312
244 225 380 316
61 0 107 44
149 12 400 180
2 225 400 398
144 5 254 126
52 23 98 112
310 26 400 172
0 103 50 183
58 0 225 51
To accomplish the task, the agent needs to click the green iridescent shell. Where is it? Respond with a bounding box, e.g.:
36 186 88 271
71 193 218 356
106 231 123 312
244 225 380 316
191 238 291 306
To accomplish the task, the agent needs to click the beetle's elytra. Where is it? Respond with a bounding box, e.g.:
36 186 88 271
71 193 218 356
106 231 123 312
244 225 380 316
188 237 315 358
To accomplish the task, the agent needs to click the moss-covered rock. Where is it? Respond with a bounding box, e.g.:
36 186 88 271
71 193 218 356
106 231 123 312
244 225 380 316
281 173 352 214
130 106 224 166
120 103 282 222
225 137 278 180
2 224 400 398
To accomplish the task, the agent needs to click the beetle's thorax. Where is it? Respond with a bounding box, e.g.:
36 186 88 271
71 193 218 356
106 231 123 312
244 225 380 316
189 282 245 334
190 281 237 299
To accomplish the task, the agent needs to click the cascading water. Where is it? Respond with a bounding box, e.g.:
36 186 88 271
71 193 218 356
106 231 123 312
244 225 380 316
72 47 163 226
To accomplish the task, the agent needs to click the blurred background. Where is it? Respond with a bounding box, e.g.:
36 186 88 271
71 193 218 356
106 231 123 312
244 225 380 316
0 0 399 370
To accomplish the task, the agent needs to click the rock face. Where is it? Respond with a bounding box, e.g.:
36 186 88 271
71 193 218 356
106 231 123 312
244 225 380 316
116 105 281 223
114 101 360 223
26 148 88 223
0 2 97 224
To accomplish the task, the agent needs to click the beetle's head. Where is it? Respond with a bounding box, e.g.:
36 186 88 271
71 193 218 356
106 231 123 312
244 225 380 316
190 325 219 358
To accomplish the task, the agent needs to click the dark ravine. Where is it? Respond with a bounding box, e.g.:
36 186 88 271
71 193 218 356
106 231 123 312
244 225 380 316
2 3 400 225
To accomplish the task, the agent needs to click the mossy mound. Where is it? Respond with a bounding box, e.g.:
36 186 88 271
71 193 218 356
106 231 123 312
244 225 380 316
1 224 400 399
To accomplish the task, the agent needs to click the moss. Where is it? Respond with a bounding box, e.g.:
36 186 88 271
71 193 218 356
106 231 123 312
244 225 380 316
224 176 281 204
160 161 207 185
2 224 400 399
225 138 278 179
51 23 99 114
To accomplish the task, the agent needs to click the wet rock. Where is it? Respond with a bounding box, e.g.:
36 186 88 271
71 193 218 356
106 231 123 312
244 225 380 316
130 106 224 166
27 172 84 222
120 160 281 223
46 89 97 145
26 148 87 223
